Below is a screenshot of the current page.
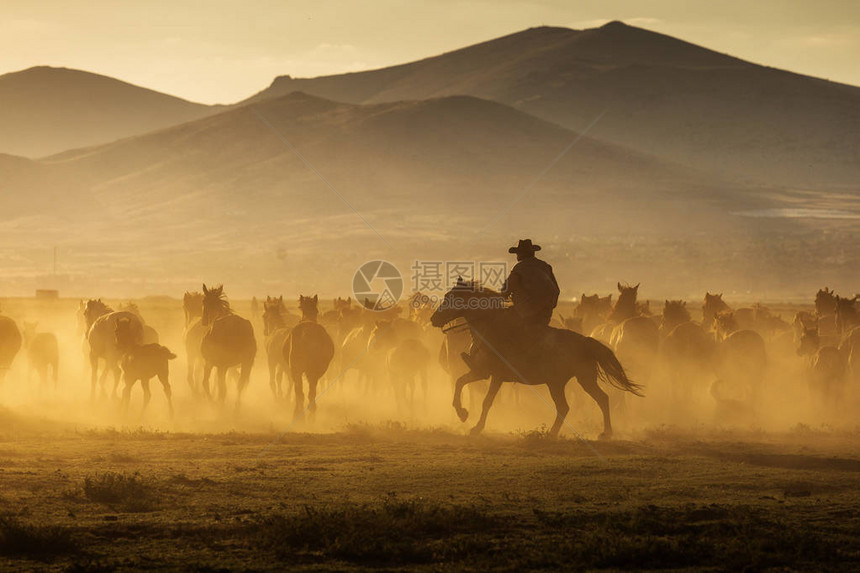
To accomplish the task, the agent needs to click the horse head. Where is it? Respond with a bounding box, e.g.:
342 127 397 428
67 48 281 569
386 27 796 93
263 296 286 336
796 326 820 356
430 277 504 328
84 299 112 331
298 295 320 322
815 287 838 316
713 311 738 341
183 291 205 322
201 284 230 327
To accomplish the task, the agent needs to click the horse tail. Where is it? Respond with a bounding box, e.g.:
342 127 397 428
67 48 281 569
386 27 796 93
585 336 644 396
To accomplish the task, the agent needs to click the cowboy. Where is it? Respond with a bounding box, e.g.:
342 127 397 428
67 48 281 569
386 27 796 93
501 239 560 327
460 239 559 372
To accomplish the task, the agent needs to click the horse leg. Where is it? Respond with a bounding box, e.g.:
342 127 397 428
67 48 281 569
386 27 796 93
186 357 197 397
90 354 100 401
470 378 502 436
453 370 485 422
291 367 305 421
577 367 613 439
121 375 133 416
158 372 174 419
268 357 278 399
307 375 318 418
236 361 252 411
216 368 227 404
141 378 152 415
110 361 122 400
201 362 214 401
547 381 571 439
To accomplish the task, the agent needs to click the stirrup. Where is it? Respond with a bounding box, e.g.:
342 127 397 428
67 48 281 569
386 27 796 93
460 351 475 370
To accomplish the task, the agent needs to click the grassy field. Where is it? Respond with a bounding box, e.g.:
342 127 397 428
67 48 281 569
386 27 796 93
1 419 859 572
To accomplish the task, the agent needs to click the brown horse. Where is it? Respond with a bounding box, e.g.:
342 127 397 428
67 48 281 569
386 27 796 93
85 299 145 400
835 295 860 336
703 293 731 328
22 322 59 390
116 317 175 418
660 300 691 336
200 285 256 409
713 312 767 410
797 327 847 413
263 296 293 399
283 295 335 420
430 280 641 439
575 293 612 336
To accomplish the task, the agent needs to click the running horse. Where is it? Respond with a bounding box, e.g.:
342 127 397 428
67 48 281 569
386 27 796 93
430 279 642 439
283 295 334 421
84 299 145 400
200 284 256 409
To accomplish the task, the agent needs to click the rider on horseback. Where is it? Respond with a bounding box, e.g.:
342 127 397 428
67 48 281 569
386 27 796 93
502 239 560 328
461 239 559 372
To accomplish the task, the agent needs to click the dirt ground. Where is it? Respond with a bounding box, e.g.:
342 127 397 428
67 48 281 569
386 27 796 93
0 296 858 570
1 419 859 571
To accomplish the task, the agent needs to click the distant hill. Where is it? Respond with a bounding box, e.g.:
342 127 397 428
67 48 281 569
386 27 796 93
0 66 219 157
1 92 772 295
248 22 860 188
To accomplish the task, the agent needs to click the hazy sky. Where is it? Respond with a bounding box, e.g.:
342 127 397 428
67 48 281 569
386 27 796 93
1 0 858 104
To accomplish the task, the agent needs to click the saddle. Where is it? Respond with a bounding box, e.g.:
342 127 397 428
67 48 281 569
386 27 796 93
461 310 553 378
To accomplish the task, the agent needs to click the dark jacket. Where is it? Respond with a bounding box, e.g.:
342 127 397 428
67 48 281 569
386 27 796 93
501 256 560 322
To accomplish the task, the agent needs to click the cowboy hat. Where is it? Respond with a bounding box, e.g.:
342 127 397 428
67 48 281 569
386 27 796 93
508 238 541 254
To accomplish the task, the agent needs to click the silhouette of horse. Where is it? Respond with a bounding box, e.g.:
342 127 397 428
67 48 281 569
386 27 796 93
200 284 256 409
815 287 838 316
839 327 860 392
0 313 22 384
609 285 659 393
713 312 767 411
703 293 731 328
84 299 145 400
369 319 430 410
283 295 334 420
263 296 293 400
797 327 846 413
660 300 691 337
430 279 641 439
662 320 716 407
118 302 159 344
574 293 612 335
22 322 59 390
607 282 640 324
116 317 175 418
835 295 860 336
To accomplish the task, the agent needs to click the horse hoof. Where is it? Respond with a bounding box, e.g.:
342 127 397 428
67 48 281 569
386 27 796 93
598 431 613 441
469 426 483 437
456 408 469 422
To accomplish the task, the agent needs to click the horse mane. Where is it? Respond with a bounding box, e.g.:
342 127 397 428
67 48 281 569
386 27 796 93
202 284 231 323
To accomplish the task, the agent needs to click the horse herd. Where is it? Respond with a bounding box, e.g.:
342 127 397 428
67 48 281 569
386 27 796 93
0 282 857 436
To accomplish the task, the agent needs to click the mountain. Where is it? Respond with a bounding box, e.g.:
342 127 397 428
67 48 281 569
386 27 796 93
1 91 777 296
0 66 219 157
248 22 860 189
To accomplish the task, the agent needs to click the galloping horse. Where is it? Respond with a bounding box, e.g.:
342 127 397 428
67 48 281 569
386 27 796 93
263 296 292 399
430 279 642 439
608 284 659 390
85 299 145 399
283 295 334 420
200 285 256 409
713 312 767 410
